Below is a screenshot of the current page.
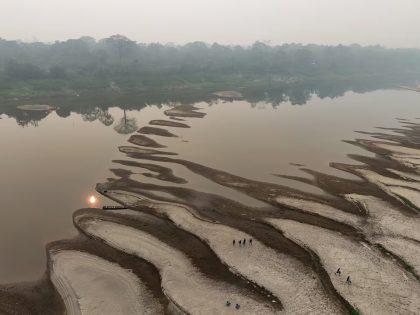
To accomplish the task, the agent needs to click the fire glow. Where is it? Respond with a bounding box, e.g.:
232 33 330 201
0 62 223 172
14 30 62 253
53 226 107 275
88 195 97 206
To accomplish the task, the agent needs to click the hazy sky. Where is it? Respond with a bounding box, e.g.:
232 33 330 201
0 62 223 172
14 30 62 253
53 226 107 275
1 0 419 47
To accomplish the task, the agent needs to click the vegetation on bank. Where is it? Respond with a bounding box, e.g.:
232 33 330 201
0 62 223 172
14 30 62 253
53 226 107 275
1 35 420 99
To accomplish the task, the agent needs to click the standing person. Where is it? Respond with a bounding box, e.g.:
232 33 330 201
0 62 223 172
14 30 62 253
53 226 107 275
239 240 242 246
233 240 235 246
249 238 253 245
346 276 351 285
243 238 246 245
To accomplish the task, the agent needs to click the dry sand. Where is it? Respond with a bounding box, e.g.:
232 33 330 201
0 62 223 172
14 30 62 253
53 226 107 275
50 250 160 315
78 217 276 314
274 196 362 226
113 193 344 314
267 218 420 315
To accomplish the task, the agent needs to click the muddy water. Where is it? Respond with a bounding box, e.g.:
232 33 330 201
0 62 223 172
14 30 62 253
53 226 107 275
0 106 163 283
135 90 420 192
0 88 419 284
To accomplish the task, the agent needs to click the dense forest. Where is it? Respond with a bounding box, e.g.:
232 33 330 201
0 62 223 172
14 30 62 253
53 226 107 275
1 35 420 99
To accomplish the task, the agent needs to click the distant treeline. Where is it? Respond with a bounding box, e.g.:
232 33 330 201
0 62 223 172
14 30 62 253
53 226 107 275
1 35 420 98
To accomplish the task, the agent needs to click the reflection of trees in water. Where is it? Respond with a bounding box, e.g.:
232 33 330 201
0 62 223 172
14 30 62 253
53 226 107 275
244 76 402 107
81 106 137 134
1 76 414 127
82 107 114 126
113 108 138 134
14 110 51 127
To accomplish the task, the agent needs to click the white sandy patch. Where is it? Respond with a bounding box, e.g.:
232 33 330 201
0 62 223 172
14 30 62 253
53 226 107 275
107 190 145 207
388 186 420 209
387 169 420 182
140 189 185 203
228 182 250 188
357 169 420 191
146 201 342 314
103 191 342 313
391 155 420 169
77 218 275 314
50 250 159 315
267 219 420 315
354 169 420 210
374 236 420 275
345 194 420 242
274 196 362 226
373 143 420 156
369 142 420 169
390 154 420 169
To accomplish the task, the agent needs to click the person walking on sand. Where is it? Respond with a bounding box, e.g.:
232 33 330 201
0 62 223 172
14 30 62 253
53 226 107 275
346 276 351 285
233 240 235 246
335 268 341 276
239 240 242 245
249 238 253 245
243 238 246 245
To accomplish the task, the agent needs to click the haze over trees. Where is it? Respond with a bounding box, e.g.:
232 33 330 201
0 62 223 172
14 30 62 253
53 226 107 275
1 35 420 98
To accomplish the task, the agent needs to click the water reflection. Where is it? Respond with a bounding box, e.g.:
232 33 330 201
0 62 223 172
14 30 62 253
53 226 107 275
13 108 52 127
114 108 138 134
1 76 415 128
82 107 114 126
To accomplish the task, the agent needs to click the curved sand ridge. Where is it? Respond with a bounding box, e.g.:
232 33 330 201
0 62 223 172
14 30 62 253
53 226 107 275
128 134 166 148
345 194 420 242
387 168 420 182
138 126 178 137
345 194 420 279
373 236 420 275
104 190 344 314
371 142 420 169
76 215 276 314
50 250 161 315
267 218 420 315
149 119 190 128
354 168 420 211
119 145 177 156
164 104 206 118
274 196 362 227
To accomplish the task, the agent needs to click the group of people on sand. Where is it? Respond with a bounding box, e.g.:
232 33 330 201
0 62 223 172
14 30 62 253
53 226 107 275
335 268 352 285
226 301 241 309
225 238 252 309
232 238 253 246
